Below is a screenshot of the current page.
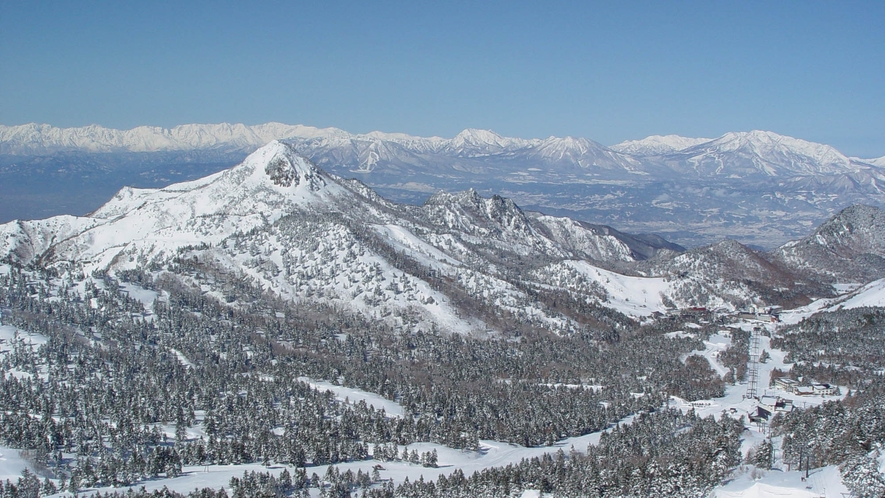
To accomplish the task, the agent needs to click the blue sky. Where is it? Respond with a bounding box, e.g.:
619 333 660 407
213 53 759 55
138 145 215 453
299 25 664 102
1 1 883 157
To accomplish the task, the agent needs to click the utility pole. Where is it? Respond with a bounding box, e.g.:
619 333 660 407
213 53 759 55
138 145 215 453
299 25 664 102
798 445 805 476
798 444 812 479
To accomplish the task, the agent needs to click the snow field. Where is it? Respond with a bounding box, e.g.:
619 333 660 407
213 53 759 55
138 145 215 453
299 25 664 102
297 378 406 418
535 259 673 318
0 447 30 483
781 278 885 324
714 465 850 497
56 426 635 497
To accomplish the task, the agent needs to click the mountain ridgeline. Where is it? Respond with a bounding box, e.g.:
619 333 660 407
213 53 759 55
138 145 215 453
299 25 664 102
2 123 885 248
2 141 884 337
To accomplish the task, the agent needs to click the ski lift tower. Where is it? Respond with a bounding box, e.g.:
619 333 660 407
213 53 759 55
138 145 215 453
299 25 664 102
744 326 761 399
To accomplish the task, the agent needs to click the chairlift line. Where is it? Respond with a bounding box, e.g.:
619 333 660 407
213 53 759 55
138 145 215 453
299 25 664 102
744 325 761 399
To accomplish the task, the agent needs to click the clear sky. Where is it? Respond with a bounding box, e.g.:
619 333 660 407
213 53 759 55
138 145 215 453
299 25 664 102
1 1 883 157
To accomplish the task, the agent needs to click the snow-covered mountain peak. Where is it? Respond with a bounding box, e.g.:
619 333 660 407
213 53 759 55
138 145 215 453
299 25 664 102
451 128 505 145
610 135 712 156
523 135 645 172
710 238 754 255
232 140 326 191
711 130 795 152
422 188 534 237
671 129 859 177
705 130 848 164
94 141 336 222
536 135 599 154
446 129 526 155
1 141 358 270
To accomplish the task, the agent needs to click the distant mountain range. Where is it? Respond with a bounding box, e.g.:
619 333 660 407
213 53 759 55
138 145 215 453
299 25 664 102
4 123 881 173
2 122 884 248
0 122 344 154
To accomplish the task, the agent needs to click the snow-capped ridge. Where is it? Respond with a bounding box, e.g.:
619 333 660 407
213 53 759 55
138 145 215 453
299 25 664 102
711 130 844 160
0 122 348 154
424 188 484 207
533 135 606 158
860 155 885 168
423 188 533 235
655 129 872 178
445 129 532 156
451 129 507 147
610 135 712 156
3 123 877 173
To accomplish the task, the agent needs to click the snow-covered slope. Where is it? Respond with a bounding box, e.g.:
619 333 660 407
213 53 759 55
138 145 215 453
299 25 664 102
0 447 32 484
528 214 682 262
532 260 675 317
0 215 97 265
781 278 885 323
713 465 849 497
837 278 885 309
860 155 885 168
639 237 836 309
774 204 885 282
